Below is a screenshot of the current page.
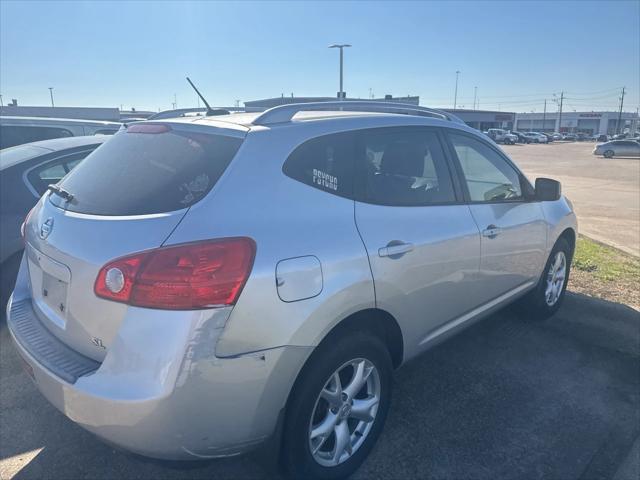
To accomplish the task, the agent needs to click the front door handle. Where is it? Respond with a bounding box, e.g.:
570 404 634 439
482 224 501 239
378 242 414 258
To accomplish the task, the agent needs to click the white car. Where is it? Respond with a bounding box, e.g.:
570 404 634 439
524 132 548 144
0 116 121 149
593 140 640 158
487 128 518 145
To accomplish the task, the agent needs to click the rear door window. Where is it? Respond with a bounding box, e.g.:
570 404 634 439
358 127 456 206
51 125 243 215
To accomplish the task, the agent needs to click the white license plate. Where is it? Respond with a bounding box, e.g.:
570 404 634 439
42 271 68 315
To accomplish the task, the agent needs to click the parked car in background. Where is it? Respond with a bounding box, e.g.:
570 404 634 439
0 136 108 302
576 133 591 142
562 133 577 141
512 131 532 143
523 132 548 143
593 139 640 158
7 102 577 480
0 116 121 149
550 133 562 141
487 128 517 145
541 133 554 143
597 134 611 142
119 117 147 123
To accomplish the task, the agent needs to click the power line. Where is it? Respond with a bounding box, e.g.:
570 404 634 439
565 86 623 96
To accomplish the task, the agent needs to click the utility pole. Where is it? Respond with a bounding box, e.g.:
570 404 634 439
453 70 460 110
172 93 177 110
329 44 351 100
617 86 626 134
0 94 3 107
48 87 55 107
543 99 547 132
557 91 564 133
473 86 477 110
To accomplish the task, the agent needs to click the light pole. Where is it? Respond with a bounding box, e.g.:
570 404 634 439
453 70 460 110
48 87 55 107
329 44 351 100
473 86 477 110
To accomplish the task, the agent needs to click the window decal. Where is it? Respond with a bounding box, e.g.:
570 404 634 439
312 169 338 191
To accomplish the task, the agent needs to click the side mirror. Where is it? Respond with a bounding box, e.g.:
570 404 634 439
535 178 561 201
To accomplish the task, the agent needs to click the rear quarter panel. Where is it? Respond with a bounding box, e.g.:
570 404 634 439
163 125 376 357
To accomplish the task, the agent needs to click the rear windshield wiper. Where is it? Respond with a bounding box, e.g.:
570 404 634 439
47 184 74 202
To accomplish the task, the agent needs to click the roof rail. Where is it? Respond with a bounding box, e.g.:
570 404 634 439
252 101 465 126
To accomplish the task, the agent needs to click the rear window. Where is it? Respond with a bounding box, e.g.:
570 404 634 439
50 126 243 215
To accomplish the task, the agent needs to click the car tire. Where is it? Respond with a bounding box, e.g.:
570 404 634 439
604 150 614 158
281 330 392 480
519 237 572 319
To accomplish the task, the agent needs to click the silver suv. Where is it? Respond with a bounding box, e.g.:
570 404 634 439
8 102 577 479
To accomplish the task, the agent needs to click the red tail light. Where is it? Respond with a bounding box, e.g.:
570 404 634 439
94 238 256 310
127 123 171 134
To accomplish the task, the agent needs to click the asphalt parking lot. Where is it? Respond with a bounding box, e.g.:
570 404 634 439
504 141 640 256
2 291 639 480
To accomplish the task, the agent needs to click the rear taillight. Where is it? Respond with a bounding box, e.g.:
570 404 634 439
94 238 256 310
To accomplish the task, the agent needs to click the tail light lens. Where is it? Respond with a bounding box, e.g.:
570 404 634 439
95 238 256 309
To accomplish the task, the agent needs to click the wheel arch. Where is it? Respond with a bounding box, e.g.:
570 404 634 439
319 308 404 369
558 227 576 258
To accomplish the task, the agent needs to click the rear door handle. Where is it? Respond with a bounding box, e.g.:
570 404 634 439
378 242 414 258
482 224 501 239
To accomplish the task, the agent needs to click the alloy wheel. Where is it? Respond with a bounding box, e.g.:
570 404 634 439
545 251 566 306
308 358 381 467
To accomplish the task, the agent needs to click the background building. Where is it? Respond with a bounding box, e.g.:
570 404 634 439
441 109 515 131
244 96 515 130
0 104 154 121
244 95 419 112
514 111 639 135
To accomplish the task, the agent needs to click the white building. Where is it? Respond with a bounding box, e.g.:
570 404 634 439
514 111 638 135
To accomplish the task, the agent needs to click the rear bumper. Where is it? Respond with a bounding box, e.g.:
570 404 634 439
7 280 311 460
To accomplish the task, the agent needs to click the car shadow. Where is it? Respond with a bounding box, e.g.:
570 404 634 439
2 291 639 480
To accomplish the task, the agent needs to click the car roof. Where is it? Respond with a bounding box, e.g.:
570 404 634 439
0 116 121 126
26 135 110 151
153 110 471 135
0 135 108 170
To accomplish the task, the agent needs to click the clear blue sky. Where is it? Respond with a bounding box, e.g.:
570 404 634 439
1 0 638 113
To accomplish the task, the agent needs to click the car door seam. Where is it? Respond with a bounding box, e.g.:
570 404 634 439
352 199 377 307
